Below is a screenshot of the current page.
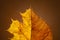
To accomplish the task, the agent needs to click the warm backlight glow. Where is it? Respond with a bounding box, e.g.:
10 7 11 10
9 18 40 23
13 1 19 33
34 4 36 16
7 8 53 40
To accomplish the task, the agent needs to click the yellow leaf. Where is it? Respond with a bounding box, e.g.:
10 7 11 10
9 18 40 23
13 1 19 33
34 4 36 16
7 8 53 40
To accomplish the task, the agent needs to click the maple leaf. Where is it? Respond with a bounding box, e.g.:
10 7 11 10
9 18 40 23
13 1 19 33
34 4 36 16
7 8 53 40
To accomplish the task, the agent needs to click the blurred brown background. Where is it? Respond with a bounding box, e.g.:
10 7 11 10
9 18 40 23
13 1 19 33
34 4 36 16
0 0 60 40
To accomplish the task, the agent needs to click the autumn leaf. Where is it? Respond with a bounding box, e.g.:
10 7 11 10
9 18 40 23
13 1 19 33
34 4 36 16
7 8 53 40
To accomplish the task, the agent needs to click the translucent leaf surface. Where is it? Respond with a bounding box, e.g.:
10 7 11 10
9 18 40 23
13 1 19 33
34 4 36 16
7 8 53 40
